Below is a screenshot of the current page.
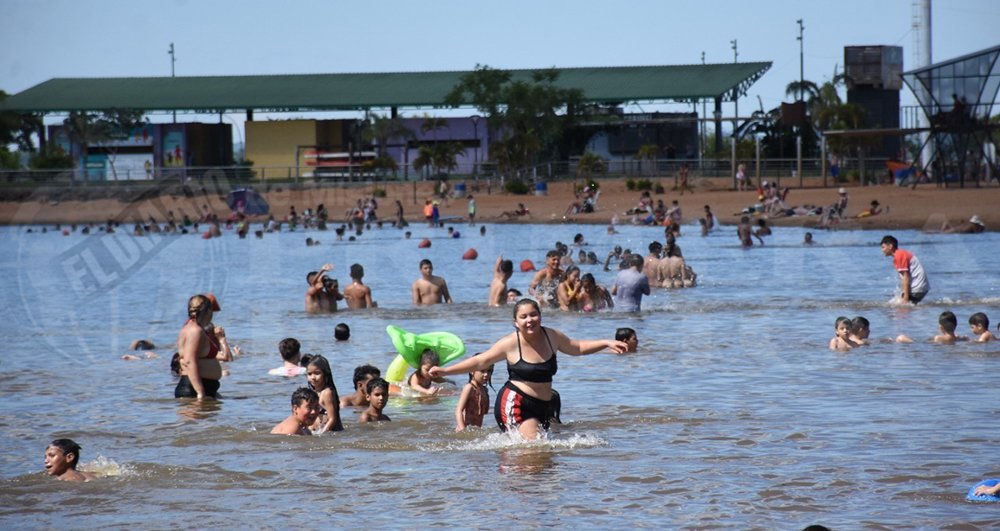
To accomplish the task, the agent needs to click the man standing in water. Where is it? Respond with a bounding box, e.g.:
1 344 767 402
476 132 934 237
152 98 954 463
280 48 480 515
344 263 376 309
306 263 335 313
529 250 564 308
880 235 930 304
612 254 650 312
412 259 452 305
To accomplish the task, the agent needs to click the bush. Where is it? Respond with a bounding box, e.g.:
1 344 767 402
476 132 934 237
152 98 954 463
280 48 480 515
626 178 636 191
635 179 653 191
504 179 531 195
0 149 20 170
372 188 387 198
29 146 73 170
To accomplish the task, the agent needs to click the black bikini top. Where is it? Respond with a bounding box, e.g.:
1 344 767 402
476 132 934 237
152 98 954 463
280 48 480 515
508 328 558 383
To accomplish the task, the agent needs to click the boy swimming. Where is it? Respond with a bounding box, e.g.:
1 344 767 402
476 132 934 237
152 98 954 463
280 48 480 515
341 364 381 408
969 312 996 342
44 439 95 482
359 378 391 423
271 387 321 436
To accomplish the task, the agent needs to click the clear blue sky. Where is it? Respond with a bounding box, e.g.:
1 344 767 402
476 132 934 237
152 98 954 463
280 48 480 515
3 0 998 136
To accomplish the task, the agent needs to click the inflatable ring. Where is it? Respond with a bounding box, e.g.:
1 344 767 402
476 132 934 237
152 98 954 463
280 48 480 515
384 325 465 383
967 479 1000 502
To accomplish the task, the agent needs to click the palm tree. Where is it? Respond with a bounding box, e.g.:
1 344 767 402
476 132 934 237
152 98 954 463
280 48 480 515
785 80 820 104
634 144 659 176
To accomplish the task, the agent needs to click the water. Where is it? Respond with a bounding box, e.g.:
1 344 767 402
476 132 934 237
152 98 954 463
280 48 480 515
1 220 999 528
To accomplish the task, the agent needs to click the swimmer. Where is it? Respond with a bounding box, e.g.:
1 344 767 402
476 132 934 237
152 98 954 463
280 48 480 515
305 263 335 313
408 350 442 396
430 299 627 440
829 316 859 351
271 387 320 436
341 364 381 408
489 256 514 307
268 338 307 376
333 323 350 341
411 259 452 305
578 273 613 312
849 316 870 346
896 311 967 344
305 355 343 433
175 294 223 400
529 250 564 308
44 439 95 482
359 378 391 423
969 312 997 342
804 232 814 245
455 363 493 431
556 266 582 311
505 288 522 304
615 327 638 353
343 263 377 309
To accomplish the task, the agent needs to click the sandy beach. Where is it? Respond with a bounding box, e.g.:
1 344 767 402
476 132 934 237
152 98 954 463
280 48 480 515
1 177 997 231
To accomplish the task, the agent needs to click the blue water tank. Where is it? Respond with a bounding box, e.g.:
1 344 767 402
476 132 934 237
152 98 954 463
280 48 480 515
453 182 467 198
534 181 548 196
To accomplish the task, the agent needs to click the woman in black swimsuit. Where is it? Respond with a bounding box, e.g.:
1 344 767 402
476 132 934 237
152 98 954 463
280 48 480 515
430 299 627 440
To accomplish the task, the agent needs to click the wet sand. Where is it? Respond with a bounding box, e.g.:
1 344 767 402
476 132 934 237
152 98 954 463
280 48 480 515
1 177 997 231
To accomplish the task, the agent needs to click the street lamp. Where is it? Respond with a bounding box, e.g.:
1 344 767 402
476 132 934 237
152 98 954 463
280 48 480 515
470 115 481 178
731 39 739 132
168 43 176 123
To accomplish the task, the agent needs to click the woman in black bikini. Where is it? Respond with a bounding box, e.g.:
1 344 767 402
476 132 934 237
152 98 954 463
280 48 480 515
430 298 627 439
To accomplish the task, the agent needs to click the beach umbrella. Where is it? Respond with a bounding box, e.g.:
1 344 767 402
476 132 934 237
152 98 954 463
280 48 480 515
225 188 269 216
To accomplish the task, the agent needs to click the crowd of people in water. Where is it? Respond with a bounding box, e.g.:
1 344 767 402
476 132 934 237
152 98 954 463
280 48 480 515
34 185 994 483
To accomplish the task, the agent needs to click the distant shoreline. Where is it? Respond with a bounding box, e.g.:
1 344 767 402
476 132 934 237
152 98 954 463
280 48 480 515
1 178 997 232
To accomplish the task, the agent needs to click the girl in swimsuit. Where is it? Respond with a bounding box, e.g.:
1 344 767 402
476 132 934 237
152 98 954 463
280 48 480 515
430 299 628 440
306 355 343 433
175 294 223 399
455 364 493 431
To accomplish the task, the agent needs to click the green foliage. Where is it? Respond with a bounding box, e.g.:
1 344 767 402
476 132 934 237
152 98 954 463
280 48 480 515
0 148 20 169
626 178 636 191
576 152 605 177
0 90 43 152
504 179 531 195
371 188 387 198
446 65 592 174
634 179 653 191
29 145 73 169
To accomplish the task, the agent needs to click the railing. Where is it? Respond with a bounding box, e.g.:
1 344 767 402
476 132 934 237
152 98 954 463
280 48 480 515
0 157 901 190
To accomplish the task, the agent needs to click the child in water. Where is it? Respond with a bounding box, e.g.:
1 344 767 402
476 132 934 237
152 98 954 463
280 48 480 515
44 439 95 482
305 355 343 433
455 362 493 431
849 316 870 346
969 312 997 342
359 378 391 423
615 327 638 353
271 387 320 436
341 364 380 408
896 311 966 344
829 316 860 351
408 350 442 396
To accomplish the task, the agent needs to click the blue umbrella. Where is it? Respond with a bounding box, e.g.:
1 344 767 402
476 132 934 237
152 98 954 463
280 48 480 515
225 188 269 216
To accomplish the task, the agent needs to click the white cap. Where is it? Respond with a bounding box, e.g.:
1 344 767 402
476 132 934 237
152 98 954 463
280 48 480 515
970 215 984 226
838 187 847 194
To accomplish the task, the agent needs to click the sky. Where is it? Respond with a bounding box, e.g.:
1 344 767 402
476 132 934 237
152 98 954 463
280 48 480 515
2 0 999 140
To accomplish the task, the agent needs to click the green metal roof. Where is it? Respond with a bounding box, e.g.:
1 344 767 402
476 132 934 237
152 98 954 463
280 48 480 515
0 63 771 114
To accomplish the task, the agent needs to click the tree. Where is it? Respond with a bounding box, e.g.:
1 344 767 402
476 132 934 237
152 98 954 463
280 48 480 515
97 109 147 180
63 111 104 174
0 90 44 154
445 65 591 178
634 144 659 175
365 114 415 160
577 151 606 178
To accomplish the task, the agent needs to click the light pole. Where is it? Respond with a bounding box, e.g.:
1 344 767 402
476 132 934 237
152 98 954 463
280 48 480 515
168 43 176 123
701 51 706 167
731 39 739 133
796 20 804 102
796 19 805 187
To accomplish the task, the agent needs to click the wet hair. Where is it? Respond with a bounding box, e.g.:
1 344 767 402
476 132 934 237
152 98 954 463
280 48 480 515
969 312 989 329
939 311 958 333
500 259 513 274
580 272 596 287
299 354 313 367
562 265 580 282
279 338 301 362
850 316 870 335
419 258 433 269
334 323 350 341
306 355 337 396
648 241 663 254
49 439 82 468
573 233 584 243
664 240 681 258
187 294 211 319
469 360 495 389
505 288 522 299
292 387 319 407
615 327 637 342
587 251 599 264
513 298 541 319
306 271 318 284
629 254 644 269
366 377 390 396
419 349 440 368
350 263 364 280
880 235 899 249
170 352 181 375
834 316 852 330
757 219 767 227
353 364 381 389
546 249 561 259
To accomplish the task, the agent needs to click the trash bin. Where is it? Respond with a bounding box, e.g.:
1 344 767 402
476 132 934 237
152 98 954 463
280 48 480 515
453 182 467 198
534 181 548 196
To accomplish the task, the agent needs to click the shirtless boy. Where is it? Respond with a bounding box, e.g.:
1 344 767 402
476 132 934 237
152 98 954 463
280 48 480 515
340 364 381 408
412 259 452 305
969 312 997 342
343 263 376 309
44 439 95 482
305 263 336 313
897 311 967 344
489 256 514 307
529 250 564 308
271 387 320 435
359 378 391 423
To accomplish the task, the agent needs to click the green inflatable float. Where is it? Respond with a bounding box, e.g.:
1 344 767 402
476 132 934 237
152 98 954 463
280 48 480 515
384 325 466 383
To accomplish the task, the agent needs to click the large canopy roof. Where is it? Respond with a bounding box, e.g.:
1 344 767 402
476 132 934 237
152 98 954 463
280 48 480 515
903 44 1000 119
0 63 771 114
